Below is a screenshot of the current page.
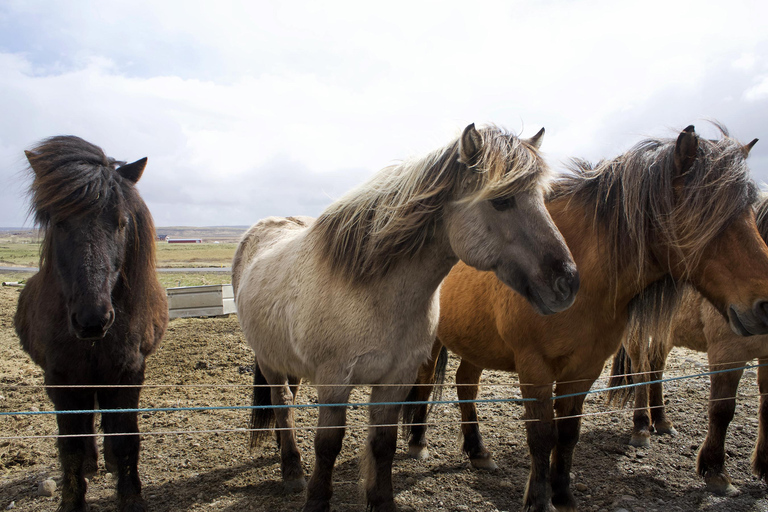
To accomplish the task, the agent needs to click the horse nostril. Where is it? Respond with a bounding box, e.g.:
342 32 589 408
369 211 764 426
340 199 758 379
105 310 115 329
754 300 768 326
554 276 570 300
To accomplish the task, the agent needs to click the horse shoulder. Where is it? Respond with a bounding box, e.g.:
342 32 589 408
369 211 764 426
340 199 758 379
141 283 169 356
14 274 50 367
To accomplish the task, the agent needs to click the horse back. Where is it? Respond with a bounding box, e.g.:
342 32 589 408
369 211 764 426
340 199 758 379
232 216 314 296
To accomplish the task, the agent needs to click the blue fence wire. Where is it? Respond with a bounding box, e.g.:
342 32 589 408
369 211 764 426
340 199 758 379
2 361 766 418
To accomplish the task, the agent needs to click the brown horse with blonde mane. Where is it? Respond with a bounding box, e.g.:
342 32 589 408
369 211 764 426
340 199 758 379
404 125 768 511
608 193 768 496
15 136 168 512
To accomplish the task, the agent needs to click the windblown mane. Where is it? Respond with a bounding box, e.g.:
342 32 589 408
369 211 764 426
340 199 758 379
26 136 126 227
26 136 158 291
756 193 768 243
310 125 549 280
550 124 758 287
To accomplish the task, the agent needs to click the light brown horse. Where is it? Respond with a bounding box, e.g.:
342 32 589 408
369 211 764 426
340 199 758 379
233 124 579 512
404 126 768 512
608 194 768 496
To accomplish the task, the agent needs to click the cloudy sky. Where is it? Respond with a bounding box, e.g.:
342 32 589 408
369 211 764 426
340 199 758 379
1 0 767 227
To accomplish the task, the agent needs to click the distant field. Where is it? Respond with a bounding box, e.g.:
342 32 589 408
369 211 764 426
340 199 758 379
155 242 237 268
0 242 237 269
0 272 230 289
0 243 40 267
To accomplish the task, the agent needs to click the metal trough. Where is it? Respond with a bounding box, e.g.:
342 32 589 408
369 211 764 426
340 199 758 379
167 284 236 319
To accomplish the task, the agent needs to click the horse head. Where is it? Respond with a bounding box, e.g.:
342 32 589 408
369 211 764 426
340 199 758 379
443 124 579 315
653 126 768 336
26 140 148 340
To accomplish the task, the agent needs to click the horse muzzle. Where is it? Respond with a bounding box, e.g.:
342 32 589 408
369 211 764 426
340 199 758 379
497 263 580 316
70 307 116 340
728 300 768 336
534 267 580 315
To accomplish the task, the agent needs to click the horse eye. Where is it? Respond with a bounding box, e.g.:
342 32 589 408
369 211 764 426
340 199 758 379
490 197 516 211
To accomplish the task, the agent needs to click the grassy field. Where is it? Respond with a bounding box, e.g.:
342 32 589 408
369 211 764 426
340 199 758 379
0 242 237 269
0 272 231 291
155 243 237 268
0 243 40 267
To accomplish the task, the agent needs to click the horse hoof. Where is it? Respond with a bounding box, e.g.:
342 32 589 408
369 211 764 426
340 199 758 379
629 433 651 448
301 500 330 512
470 456 498 470
284 476 307 493
522 503 557 512
83 460 98 479
119 495 147 512
705 474 739 496
57 503 88 512
368 501 397 512
654 421 677 436
407 444 429 460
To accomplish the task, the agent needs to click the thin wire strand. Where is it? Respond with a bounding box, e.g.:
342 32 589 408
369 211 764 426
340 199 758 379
2 360 764 391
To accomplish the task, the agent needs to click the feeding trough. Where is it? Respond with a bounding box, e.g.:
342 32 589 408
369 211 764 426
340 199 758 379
167 284 236 319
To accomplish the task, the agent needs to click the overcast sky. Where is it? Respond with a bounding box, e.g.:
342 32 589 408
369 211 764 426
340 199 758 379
2 0 768 227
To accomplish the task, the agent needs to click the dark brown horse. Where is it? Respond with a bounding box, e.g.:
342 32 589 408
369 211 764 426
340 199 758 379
404 126 768 511
14 136 168 512
608 193 768 496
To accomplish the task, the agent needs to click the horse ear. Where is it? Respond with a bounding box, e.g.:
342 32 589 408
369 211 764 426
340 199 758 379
526 128 545 150
117 157 148 183
458 123 483 164
673 125 698 175
745 138 759 155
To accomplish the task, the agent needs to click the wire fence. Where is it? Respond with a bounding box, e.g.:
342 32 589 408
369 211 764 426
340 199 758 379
1 360 766 441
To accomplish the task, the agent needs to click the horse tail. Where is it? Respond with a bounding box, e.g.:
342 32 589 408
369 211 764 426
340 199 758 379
249 357 275 449
402 345 449 437
432 345 449 404
606 345 634 407
607 277 681 408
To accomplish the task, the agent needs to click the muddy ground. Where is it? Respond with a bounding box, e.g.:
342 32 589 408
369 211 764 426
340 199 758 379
1 284 768 512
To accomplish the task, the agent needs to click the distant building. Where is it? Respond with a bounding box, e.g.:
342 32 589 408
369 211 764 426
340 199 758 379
156 234 168 241
167 238 202 244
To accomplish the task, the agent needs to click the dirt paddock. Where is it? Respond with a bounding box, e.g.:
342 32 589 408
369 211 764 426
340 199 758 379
1 284 768 511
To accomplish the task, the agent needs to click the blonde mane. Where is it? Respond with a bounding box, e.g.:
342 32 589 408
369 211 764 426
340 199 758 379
310 125 549 281
551 124 758 289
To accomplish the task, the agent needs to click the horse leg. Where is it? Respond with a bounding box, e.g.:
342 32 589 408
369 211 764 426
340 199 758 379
649 347 676 436
630 374 652 447
405 340 443 460
455 359 496 470
550 378 596 512
98 384 146 512
649 370 676 436
520 377 556 512
48 388 96 512
303 385 351 512
625 342 652 447
260 367 305 491
696 364 744 496
751 357 768 482
363 385 409 512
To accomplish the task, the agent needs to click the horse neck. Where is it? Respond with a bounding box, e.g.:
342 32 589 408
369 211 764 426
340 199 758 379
367 218 459 301
547 196 667 312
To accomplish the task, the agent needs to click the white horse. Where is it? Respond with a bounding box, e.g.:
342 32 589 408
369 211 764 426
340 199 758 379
232 123 579 512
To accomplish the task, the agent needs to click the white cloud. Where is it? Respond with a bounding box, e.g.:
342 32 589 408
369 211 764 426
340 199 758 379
2 0 768 226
